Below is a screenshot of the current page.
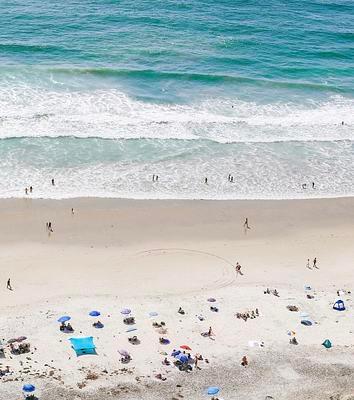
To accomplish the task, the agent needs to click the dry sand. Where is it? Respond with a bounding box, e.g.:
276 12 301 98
0 197 353 400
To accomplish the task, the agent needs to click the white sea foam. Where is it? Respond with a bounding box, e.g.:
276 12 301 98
0 140 353 200
0 84 353 143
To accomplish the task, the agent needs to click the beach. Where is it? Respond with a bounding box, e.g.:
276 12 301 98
0 197 353 399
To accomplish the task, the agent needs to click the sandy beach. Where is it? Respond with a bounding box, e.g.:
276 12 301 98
0 197 353 400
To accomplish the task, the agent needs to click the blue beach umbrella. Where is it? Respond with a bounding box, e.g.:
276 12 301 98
207 386 220 396
207 298 216 302
301 319 313 326
22 384 35 392
175 353 188 363
149 311 158 317
121 308 131 315
57 316 71 323
89 310 101 317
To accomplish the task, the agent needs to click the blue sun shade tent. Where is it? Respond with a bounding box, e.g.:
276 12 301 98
333 300 345 311
69 337 96 356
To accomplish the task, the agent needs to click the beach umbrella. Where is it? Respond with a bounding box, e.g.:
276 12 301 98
22 384 35 392
301 320 312 326
175 353 188 363
118 349 130 357
207 386 220 396
207 298 216 302
322 339 332 349
126 327 137 332
171 350 181 357
121 308 131 315
180 345 192 351
57 316 71 323
149 311 158 317
7 338 18 344
17 336 27 342
89 310 100 317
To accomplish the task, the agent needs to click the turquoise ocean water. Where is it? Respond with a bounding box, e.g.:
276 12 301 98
0 0 353 199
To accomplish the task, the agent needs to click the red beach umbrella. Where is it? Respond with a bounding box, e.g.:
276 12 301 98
180 345 192 351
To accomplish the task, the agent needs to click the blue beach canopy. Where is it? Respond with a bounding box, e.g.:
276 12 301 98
22 384 35 392
207 386 220 395
301 319 313 326
121 308 131 315
89 310 101 317
333 300 345 311
57 316 71 323
69 337 96 356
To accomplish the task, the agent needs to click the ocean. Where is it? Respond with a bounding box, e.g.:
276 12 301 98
0 0 353 199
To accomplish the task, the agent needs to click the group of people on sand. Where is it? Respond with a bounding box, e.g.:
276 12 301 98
264 288 279 297
0 366 11 376
306 257 318 269
9 342 30 355
59 321 74 333
236 308 259 321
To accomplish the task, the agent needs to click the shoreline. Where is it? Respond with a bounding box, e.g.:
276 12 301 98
1 193 354 202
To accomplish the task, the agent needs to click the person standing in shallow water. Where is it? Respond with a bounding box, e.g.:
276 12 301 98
204 177 208 184
52 178 55 186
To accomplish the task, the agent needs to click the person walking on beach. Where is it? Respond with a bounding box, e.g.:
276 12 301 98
313 257 318 269
6 278 12 290
71 208 74 215
244 218 250 230
306 258 311 269
235 262 243 276
47 222 53 233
